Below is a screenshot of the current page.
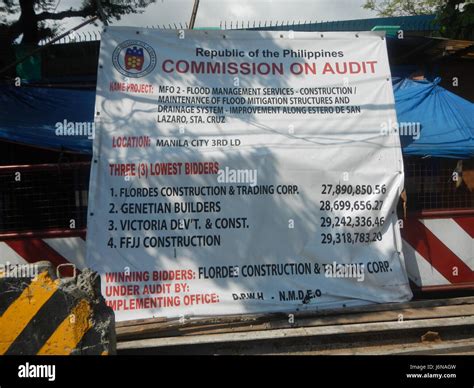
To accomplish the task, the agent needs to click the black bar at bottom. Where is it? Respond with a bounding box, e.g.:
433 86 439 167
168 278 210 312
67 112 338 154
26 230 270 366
0 355 472 387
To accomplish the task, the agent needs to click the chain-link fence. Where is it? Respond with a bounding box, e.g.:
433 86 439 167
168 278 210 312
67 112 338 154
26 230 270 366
0 162 90 234
404 157 474 211
0 157 471 235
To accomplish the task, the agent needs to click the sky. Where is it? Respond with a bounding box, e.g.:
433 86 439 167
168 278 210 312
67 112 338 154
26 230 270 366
45 0 379 37
119 0 378 28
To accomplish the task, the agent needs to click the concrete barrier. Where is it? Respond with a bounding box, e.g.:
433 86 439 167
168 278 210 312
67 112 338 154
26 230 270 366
0 261 115 355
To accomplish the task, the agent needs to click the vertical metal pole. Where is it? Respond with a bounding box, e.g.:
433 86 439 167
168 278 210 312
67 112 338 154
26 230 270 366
189 0 200 29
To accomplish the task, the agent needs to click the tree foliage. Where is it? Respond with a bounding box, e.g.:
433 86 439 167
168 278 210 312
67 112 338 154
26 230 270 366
437 1 474 40
363 0 445 17
363 0 474 39
0 0 157 46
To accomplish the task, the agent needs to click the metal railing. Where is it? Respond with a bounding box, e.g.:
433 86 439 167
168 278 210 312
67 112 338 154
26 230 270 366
30 15 438 47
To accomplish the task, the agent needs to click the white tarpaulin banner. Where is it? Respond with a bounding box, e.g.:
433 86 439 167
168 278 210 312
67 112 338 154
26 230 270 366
87 27 412 321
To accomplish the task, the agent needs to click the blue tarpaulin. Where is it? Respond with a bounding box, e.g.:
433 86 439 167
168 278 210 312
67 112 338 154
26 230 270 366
0 86 95 154
393 77 474 159
0 78 473 158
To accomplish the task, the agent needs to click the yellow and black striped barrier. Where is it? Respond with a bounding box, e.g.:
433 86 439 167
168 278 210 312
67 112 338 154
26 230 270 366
0 262 115 355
